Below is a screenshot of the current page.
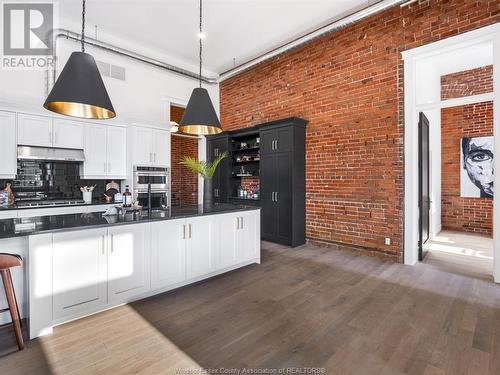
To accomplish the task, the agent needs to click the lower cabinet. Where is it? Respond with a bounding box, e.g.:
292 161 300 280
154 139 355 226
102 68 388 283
52 229 108 321
108 223 151 304
186 216 216 279
151 220 186 290
29 211 260 339
216 210 260 269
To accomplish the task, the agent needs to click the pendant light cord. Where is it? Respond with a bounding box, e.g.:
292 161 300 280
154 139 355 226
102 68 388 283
199 0 202 88
81 0 86 52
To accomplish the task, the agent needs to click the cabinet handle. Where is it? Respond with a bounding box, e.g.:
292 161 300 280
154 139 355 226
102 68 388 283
189 224 192 238
154 153 157 163
54 132 58 145
240 216 244 229
275 140 278 150
110 234 114 253
183 224 186 239
236 217 239 230
275 192 278 202
271 140 274 150
272 192 275 202
102 236 105 255
49 131 52 144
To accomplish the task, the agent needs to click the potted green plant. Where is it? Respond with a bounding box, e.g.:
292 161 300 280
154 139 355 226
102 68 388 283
180 152 227 206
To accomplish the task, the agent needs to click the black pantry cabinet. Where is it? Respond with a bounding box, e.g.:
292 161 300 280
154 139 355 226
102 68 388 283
206 133 230 203
207 117 307 247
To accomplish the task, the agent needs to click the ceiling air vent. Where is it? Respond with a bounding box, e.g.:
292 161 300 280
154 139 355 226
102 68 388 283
96 60 126 81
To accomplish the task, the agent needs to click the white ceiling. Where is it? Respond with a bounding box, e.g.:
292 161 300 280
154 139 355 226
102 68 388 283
59 0 380 74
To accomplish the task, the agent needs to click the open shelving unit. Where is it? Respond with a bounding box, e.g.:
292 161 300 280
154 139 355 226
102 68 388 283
229 131 260 203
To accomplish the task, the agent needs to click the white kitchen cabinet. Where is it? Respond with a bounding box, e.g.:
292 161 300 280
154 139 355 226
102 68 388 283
130 126 170 167
106 126 127 177
152 129 170 166
17 113 53 147
151 220 186 290
83 123 126 179
134 127 154 165
217 213 239 269
0 111 17 178
216 210 260 269
83 123 107 177
108 223 151 303
186 216 216 279
17 206 88 218
52 229 108 321
238 210 260 262
52 119 84 149
17 114 85 150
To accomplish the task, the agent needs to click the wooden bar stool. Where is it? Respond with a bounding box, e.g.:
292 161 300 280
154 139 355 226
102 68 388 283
0 253 24 350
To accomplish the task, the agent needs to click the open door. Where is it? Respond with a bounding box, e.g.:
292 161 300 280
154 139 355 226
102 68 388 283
418 112 430 261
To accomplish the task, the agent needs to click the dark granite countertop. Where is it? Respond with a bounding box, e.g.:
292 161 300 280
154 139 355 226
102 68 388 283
0 204 260 239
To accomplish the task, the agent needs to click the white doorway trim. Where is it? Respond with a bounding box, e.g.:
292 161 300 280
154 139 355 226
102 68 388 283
402 22 500 283
163 97 207 205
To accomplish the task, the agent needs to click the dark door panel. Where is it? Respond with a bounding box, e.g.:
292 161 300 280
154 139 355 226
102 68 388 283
275 127 293 153
260 153 277 239
418 112 430 261
276 153 293 243
260 129 276 155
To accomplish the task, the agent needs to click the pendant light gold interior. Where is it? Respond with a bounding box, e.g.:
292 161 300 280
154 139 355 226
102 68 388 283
44 101 116 119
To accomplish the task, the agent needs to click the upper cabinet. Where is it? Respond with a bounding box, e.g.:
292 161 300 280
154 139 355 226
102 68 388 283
82 123 127 179
129 126 170 167
17 114 84 150
0 111 17 178
17 114 53 147
52 119 84 150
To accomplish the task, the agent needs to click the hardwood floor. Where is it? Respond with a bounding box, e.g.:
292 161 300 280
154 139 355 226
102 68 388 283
424 230 493 282
1 240 500 374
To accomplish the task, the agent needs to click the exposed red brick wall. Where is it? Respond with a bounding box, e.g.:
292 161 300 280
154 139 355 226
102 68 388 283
170 106 198 206
220 0 500 261
441 65 493 100
441 102 493 235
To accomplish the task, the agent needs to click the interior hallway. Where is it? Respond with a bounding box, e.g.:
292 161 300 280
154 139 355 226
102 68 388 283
424 230 493 282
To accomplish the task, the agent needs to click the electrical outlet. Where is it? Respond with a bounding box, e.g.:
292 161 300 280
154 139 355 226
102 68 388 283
385 237 391 246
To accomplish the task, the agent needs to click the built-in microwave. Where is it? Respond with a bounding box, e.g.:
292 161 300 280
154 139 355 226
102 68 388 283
133 166 169 191
135 191 169 211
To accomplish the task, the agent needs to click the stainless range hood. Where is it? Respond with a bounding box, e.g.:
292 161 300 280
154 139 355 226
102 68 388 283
17 146 85 162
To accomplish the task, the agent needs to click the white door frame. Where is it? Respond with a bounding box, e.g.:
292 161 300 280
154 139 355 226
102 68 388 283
162 96 207 205
402 23 500 283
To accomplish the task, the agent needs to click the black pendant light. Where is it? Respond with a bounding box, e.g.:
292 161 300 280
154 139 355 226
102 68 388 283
179 0 222 135
43 0 115 119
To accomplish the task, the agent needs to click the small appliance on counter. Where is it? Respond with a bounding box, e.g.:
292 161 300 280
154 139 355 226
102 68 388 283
104 181 121 203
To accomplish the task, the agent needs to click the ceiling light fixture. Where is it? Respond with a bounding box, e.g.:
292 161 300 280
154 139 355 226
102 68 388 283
179 0 221 135
43 0 115 119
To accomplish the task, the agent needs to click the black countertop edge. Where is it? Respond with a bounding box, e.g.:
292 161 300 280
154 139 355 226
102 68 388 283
0 204 260 239
0 200 116 211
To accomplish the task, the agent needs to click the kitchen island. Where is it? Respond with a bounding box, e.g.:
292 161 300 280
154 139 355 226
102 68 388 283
0 204 260 339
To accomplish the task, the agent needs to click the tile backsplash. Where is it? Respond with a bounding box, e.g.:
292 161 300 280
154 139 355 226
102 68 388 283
0 161 121 202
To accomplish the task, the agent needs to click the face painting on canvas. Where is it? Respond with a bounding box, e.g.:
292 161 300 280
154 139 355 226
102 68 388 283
461 136 494 198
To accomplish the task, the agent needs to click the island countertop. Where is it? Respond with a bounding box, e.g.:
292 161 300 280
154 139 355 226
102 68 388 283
0 203 260 239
